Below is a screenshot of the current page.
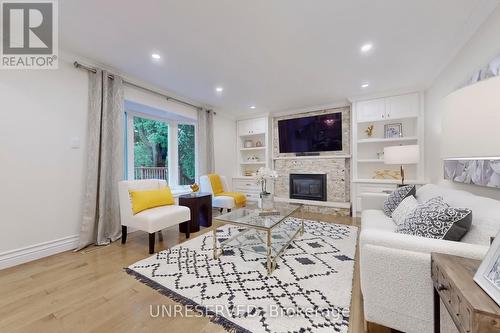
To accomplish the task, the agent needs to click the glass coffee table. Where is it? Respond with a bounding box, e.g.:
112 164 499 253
213 202 303 274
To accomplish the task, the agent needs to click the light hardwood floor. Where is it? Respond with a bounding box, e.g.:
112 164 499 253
0 212 392 333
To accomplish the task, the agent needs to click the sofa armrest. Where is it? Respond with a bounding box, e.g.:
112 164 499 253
361 194 387 211
360 229 489 260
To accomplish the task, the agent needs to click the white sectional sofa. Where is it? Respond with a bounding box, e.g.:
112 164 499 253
359 184 500 333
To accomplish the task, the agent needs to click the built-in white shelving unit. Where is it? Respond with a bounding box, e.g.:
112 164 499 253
351 92 426 216
240 161 266 165
240 147 266 151
357 136 418 144
357 159 385 163
233 116 271 201
352 178 427 185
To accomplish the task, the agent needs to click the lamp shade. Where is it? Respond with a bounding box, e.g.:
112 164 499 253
384 145 420 165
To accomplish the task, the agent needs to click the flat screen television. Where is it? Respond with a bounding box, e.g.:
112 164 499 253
278 113 342 153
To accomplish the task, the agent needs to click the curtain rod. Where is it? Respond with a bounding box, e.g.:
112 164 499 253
73 61 205 111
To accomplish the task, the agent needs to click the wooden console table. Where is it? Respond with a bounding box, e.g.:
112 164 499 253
431 253 500 333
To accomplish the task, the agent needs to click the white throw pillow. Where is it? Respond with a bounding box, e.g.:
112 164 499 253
391 195 418 226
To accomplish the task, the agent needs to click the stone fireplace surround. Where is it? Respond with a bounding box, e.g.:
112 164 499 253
272 106 351 216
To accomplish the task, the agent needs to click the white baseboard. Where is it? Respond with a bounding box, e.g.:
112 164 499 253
0 235 79 270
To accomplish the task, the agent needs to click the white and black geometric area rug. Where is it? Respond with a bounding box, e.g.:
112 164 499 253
126 218 358 333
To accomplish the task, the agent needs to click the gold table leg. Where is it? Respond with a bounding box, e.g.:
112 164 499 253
266 229 272 275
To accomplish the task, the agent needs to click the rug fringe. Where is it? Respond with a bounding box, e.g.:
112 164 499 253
124 268 252 333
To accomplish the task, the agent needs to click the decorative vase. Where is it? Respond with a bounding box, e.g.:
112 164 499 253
259 192 274 210
255 167 278 209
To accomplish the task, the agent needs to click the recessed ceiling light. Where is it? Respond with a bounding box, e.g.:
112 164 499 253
249 106 256 109
215 87 224 93
361 83 370 88
360 43 373 53
151 53 161 60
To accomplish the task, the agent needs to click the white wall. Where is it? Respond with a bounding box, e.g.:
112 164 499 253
213 113 237 186
0 59 238 267
124 86 197 120
425 6 500 200
0 60 89 256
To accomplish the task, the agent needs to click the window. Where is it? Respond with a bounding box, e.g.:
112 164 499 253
132 116 169 181
177 124 195 185
125 107 197 187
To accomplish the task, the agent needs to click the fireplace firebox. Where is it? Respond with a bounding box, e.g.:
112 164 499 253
289 174 327 201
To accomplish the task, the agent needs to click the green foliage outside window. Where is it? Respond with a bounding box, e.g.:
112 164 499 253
133 117 169 168
132 117 195 185
178 124 195 185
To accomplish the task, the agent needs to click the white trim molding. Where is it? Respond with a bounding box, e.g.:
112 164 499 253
0 235 79 270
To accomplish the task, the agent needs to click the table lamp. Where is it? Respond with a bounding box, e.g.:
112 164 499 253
384 145 420 185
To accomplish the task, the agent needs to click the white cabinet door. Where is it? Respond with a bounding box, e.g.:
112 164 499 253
237 117 266 135
237 119 253 135
356 99 386 122
385 93 419 120
252 117 266 134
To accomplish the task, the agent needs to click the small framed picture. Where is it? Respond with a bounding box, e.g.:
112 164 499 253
384 123 403 138
474 231 500 306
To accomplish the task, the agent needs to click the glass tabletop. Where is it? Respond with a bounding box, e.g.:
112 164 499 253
215 202 302 230
222 221 302 258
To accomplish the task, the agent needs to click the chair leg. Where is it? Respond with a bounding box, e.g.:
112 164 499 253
121 226 127 244
158 230 163 242
149 233 155 254
186 220 191 239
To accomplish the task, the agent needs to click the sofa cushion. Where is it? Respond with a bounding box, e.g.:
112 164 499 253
383 185 416 217
417 184 500 245
131 205 190 233
391 195 418 226
213 195 237 209
416 184 473 204
396 197 472 240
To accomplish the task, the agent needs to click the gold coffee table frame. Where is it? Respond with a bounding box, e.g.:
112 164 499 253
212 203 303 275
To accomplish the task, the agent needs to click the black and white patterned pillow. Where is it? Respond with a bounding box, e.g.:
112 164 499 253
396 197 472 241
383 185 416 217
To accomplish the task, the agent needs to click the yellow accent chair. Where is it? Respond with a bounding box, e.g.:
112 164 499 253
200 174 247 213
118 179 191 254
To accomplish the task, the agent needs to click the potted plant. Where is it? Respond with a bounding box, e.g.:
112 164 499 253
256 167 278 209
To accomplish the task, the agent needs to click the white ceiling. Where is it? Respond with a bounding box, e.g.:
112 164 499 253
60 0 498 116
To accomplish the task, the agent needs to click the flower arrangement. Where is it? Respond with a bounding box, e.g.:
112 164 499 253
255 167 278 194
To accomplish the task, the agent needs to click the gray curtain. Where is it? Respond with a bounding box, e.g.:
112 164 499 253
77 70 124 250
197 108 215 176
